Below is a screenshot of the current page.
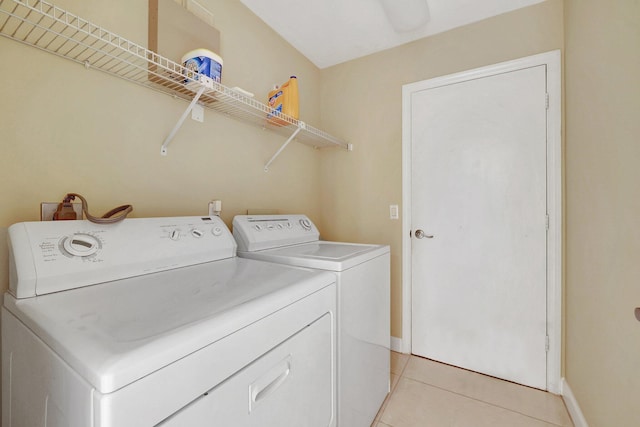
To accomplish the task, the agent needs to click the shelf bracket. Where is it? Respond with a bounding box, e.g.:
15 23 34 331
160 85 207 156
264 122 305 172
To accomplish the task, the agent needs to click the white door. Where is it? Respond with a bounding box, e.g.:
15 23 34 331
410 65 548 389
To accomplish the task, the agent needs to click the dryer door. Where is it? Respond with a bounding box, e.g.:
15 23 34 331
158 313 334 427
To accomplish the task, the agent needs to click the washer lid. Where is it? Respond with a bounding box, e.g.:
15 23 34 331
238 241 390 271
3 258 335 394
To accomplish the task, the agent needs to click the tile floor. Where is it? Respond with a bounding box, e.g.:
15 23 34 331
372 352 574 427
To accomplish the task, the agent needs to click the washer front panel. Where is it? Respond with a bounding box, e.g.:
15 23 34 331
233 215 320 252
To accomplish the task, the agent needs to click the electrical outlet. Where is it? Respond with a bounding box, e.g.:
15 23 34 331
208 199 222 216
41 202 83 221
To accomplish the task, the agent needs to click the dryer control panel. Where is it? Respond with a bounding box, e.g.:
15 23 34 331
232 215 320 252
8 216 235 298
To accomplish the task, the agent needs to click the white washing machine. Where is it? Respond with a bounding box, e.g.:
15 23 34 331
2 216 337 427
233 214 390 427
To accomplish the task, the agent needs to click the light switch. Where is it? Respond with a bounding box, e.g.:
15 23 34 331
389 204 399 220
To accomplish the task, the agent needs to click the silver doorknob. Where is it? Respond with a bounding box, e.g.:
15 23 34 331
414 229 433 239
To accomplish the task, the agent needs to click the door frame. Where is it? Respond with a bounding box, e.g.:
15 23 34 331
401 50 562 393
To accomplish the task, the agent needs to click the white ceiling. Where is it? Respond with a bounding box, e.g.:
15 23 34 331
240 0 546 69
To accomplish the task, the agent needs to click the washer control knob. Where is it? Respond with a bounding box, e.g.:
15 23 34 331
299 219 312 231
253 224 262 231
212 226 223 237
170 229 181 241
277 223 284 230
191 228 204 238
286 222 292 229
267 224 275 230
63 234 100 257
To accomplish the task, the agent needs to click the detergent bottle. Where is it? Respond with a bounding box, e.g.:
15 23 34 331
267 76 299 126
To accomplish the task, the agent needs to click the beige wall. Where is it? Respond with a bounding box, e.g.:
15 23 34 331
564 0 640 425
318 0 564 339
0 0 324 293
3 0 639 425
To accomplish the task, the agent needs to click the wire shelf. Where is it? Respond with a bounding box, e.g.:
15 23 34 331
0 0 350 152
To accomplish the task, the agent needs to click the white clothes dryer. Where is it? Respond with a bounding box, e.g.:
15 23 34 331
2 216 337 427
233 215 390 427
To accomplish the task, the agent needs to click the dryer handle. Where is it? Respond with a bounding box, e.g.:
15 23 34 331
249 355 292 412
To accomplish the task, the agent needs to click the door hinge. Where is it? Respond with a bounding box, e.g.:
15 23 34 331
545 93 549 110
545 335 550 352
545 214 550 231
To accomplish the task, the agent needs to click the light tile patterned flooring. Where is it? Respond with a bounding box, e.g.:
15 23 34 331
373 352 574 427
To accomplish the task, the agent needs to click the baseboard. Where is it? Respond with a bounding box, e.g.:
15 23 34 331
390 336 404 353
561 378 589 427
